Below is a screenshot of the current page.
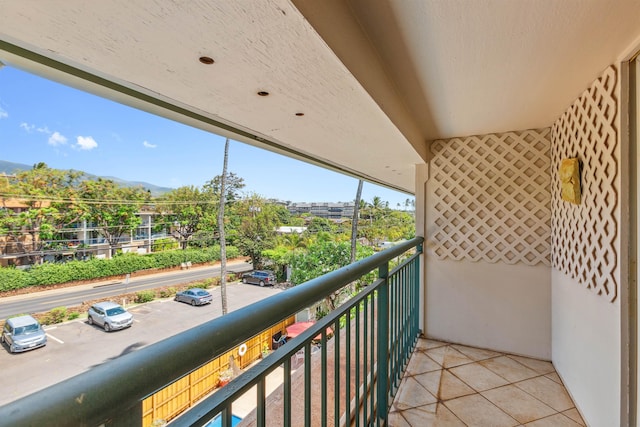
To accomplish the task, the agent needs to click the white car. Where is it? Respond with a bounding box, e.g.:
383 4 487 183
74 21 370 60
87 302 133 332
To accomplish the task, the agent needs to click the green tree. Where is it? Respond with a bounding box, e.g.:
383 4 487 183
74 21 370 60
290 240 375 310
203 171 245 206
306 217 335 234
0 164 83 264
156 185 215 249
77 179 148 257
233 194 280 268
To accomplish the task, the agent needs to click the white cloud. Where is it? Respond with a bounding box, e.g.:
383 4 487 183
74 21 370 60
0 108 7 119
37 126 51 134
75 136 98 150
48 131 68 146
20 122 35 132
143 140 157 149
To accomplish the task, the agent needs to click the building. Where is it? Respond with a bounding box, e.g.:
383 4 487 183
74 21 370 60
1 2 639 426
287 202 355 219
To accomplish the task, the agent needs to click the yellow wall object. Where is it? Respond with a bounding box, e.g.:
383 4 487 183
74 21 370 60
559 158 581 204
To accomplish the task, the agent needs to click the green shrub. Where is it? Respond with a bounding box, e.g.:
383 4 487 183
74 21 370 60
42 307 67 325
152 237 179 252
0 245 240 292
135 290 155 303
159 288 174 298
200 278 213 289
67 312 80 320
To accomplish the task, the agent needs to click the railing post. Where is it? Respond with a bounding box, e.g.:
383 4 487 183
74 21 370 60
376 261 389 426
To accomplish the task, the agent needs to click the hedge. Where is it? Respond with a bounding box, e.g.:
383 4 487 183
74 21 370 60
0 246 239 293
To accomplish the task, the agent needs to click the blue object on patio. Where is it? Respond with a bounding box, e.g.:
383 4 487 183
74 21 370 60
204 413 242 427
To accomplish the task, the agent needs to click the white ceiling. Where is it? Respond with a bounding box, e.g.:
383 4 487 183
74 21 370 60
1 1 640 195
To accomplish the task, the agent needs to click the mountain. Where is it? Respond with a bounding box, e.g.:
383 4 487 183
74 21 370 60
0 160 173 196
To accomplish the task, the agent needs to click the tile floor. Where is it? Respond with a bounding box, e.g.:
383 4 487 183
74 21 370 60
389 338 586 426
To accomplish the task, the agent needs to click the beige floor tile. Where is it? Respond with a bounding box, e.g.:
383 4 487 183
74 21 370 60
426 345 473 368
508 355 555 375
561 408 585 426
414 370 475 401
450 362 510 392
480 356 540 383
392 376 438 411
514 376 574 412
405 351 442 376
544 372 562 384
524 413 581 426
482 385 556 423
398 402 466 427
452 344 502 361
444 394 519 427
420 338 448 350
388 409 412 427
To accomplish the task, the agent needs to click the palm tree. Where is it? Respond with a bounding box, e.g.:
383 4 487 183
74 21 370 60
351 180 363 263
218 138 230 315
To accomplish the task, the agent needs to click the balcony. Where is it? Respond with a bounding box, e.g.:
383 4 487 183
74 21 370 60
0 237 583 426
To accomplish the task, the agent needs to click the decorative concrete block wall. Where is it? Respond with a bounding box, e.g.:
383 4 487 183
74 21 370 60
428 129 552 266
550 65 619 302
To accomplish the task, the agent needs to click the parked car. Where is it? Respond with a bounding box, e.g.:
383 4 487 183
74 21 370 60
242 270 276 287
174 288 213 306
1 315 47 353
87 302 133 332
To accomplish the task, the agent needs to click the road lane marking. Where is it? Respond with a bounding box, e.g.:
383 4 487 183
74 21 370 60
46 333 64 344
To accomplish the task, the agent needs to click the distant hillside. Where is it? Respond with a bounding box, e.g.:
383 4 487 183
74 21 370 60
0 160 173 197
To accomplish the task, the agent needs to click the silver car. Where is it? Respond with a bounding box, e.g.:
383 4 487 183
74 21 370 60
87 302 133 332
174 288 213 306
1 315 47 353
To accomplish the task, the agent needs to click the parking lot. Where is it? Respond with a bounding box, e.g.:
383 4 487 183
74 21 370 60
0 282 283 406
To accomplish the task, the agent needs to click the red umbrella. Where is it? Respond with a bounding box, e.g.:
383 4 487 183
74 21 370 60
286 321 316 338
286 321 333 340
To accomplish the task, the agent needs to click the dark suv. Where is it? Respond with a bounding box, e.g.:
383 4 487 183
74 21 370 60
242 270 276 287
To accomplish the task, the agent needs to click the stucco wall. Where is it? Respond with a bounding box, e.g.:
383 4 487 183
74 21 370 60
550 65 621 427
552 270 620 427
425 129 553 359
426 258 551 359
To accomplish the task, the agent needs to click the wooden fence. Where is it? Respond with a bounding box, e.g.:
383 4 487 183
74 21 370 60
142 317 295 426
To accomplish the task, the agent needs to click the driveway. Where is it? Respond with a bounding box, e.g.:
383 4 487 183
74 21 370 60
0 281 282 406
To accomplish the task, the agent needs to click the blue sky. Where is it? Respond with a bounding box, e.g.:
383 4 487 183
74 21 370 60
0 66 414 208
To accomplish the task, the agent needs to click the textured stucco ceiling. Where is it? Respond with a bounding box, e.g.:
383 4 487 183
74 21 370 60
1 1 639 195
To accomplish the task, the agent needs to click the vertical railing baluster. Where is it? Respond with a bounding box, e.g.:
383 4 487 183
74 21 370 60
363 296 369 427
346 309 351 424
304 342 311 427
321 331 327 427
355 303 360 427
222 404 231 427
335 317 341 426
417 244 423 337
370 291 376 423
257 377 265 427
377 262 389 426
403 265 407 370
284 358 291 426
397 267 409 374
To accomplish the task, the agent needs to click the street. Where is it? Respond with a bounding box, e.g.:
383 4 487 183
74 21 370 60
0 261 253 320
0 280 282 406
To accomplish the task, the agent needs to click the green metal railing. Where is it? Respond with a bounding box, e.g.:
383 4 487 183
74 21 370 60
0 237 423 426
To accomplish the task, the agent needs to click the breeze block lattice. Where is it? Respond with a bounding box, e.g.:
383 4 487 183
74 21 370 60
551 65 619 302
429 128 552 266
